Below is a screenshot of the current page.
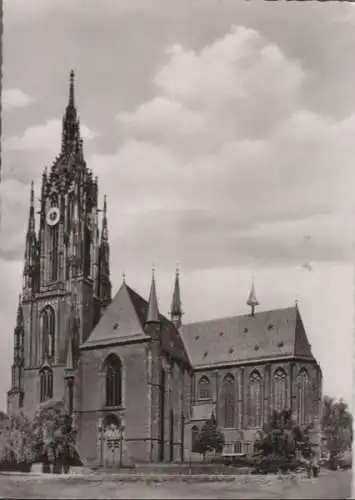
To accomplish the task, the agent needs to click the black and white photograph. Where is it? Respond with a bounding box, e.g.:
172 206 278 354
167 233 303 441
0 1 354 498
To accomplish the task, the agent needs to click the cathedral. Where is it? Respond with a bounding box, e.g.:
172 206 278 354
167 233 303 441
7 72 322 467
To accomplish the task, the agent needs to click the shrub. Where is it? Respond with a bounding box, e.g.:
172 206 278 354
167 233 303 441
250 455 303 475
193 415 225 461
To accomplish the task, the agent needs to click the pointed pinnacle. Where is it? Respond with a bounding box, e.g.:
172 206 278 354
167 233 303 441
16 296 23 326
147 268 160 323
27 181 36 234
247 280 259 307
101 194 108 241
69 70 75 107
171 265 182 317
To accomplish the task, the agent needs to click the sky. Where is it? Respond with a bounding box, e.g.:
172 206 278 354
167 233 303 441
1 0 354 411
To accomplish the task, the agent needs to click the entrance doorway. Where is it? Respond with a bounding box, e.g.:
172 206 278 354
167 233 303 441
99 414 123 468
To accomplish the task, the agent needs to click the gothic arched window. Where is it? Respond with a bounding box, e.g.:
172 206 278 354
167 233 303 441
272 369 287 413
191 425 199 452
40 306 55 360
104 354 122 407
223 374 236 428
248 371 263 428
39 367 53 402
197 376 211 400
296 369 309 425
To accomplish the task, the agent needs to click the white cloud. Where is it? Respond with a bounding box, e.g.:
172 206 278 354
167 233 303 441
4 119 97 153
155 26 304 127
116 97 204 140
92 27 355 271
2 89 35 111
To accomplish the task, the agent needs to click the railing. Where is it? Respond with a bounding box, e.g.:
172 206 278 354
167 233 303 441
223 440 252 455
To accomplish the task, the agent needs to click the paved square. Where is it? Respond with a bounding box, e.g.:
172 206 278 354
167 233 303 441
0 470 350 499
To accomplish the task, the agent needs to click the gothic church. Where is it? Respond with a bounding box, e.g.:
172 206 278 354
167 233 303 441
7 73 322 466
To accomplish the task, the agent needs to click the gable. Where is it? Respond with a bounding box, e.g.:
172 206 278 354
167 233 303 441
294 308 314 358
81 283 148 349
81 283 191 367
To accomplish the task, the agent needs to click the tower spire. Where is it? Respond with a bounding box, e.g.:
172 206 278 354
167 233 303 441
170 265 183 328
247 277 259 317
146 267 160 323
69 70 75 108
28 181 35 234
61 70 80 154
97 194 112 313
23 181 38 297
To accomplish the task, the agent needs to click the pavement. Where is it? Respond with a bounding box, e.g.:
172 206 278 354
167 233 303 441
0 468 351 499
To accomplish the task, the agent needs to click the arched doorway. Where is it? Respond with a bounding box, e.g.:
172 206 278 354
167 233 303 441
99 414 123 468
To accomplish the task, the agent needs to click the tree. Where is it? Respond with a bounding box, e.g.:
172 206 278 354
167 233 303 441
194 415 225 460
253 409 318 475
32 400 80 473
254 409 300 459
321 396 352 470
1 413 35 465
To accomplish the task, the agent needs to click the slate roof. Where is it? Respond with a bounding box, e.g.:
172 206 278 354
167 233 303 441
81 282 191 367
82 283 148 348
180 306 314 368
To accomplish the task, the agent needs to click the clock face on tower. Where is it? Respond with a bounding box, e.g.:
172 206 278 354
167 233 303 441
46 207 60 226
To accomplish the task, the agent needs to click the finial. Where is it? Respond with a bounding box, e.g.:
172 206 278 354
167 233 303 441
171 264 183 327
27 181 36 234
30 181 34 204
247 275 259 317
122 271 126 284
69 70 75 107
103 194 107 213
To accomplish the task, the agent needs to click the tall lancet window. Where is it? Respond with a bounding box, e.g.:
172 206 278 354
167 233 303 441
197 376 211 400
40 306 55 360
296 369 309 425
248 371 263 428
222 374 236 428
104 354 122 407
39 367 53 402
272 369 287 413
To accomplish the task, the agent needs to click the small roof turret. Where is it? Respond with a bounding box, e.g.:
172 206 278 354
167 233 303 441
146 267 160 324
247 279 259 317
170 265 183 328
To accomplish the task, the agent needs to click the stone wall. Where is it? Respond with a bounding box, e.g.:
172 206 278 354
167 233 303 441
78 340 150 465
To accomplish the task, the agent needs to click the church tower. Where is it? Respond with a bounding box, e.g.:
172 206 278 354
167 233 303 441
7 71 112 416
